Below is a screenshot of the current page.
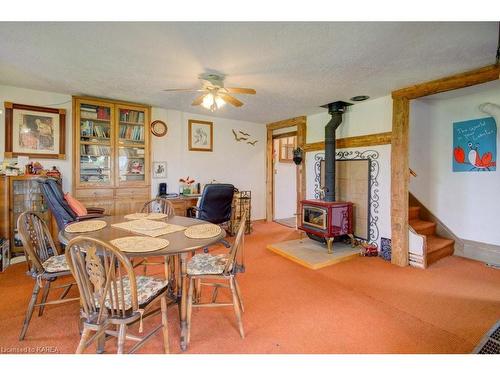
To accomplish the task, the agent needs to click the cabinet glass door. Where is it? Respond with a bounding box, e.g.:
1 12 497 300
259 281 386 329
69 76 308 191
117 107 146 183
11 179 50 253
78 102 113 184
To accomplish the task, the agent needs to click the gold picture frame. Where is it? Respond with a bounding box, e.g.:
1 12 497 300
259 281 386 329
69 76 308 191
188 119 213 152
4 102 66 159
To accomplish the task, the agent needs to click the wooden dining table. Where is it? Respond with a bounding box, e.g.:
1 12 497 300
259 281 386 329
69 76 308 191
58 215 226 351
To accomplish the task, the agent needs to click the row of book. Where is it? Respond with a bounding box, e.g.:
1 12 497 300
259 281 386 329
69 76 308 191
80 144 111 156
80 121 110 138
81 105 110 121
119 110 144 123
119 124 144 141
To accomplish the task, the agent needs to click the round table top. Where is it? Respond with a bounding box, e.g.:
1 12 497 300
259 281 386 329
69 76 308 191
59 215 226 257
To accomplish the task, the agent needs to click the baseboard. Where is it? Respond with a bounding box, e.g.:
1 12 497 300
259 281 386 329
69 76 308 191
458 239 500 267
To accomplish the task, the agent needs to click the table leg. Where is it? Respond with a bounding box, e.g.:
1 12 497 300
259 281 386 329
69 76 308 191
179 252 189 351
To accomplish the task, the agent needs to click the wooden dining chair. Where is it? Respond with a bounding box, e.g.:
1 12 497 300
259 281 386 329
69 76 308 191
65 236 170 354
185 213 247 343
141 198 175 217
139 198 176 278
17 211 79 341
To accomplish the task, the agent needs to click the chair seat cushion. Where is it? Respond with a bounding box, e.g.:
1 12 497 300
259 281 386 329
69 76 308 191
42 254 69 273
96 276 168 310
187 253 228 275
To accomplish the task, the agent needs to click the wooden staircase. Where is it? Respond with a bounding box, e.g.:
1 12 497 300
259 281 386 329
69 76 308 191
409 205 455 267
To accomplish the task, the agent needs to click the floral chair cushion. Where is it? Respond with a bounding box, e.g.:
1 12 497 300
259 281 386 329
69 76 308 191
187 253 228 275
42 254 69 273
95 276 168 310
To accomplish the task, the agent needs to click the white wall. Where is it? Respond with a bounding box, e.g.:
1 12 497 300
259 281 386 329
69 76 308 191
307 96 393 143
410 85 500 245
0 85 267 220
273 138 297 220
305 96 393 247
0 85 73 190
150 108 266 220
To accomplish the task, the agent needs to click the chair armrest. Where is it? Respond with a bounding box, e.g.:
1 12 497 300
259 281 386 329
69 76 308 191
75 213 106 221
86 207 105 214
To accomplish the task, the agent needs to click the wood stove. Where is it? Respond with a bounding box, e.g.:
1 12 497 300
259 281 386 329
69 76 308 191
299 101 354 253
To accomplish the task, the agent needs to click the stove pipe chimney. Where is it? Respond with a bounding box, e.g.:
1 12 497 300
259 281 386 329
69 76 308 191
323 101 351 202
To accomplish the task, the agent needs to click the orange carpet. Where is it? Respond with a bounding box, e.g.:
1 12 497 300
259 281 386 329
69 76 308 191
1 221 499 354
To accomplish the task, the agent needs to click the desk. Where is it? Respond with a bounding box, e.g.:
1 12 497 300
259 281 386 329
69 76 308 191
164 195 201 216
59 215 225 351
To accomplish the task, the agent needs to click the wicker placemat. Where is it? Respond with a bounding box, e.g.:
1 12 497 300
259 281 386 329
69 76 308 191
184 224 222 239
124 212 168 220
111 219 186 237
110 236 169 252
65 220 107 233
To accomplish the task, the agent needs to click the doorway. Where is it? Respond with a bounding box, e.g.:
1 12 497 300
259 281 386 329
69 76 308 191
273 132 297 228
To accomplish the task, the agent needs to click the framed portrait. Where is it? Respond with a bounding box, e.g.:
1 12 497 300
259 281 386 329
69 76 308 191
188 119 213 152
152 161 167 178
4 102 66 159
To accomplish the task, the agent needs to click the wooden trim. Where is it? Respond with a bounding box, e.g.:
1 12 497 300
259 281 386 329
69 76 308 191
302 132 392 152
391 97 410 267
266 116 307 130
390 64 500 268
188 119 213 152
266 116 307 222
272 131 297 140
72 95 152 109
392 64 500 99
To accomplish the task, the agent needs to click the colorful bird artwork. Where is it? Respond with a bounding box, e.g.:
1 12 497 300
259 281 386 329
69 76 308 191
454 142 496 171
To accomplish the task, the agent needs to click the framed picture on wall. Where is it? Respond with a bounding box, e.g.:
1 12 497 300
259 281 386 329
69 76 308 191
4 102 66 159
188 119 213 152
152 161 167 178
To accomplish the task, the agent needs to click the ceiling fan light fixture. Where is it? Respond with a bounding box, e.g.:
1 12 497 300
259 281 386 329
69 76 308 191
201 92 226 112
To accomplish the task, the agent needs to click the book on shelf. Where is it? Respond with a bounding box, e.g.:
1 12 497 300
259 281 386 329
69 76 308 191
119 110 144 124
80 144 111 156
81 120 110 138
119 124 144 141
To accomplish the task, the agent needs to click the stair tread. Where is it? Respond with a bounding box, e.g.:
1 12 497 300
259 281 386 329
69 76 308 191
409 219 436 230
426 235 455 254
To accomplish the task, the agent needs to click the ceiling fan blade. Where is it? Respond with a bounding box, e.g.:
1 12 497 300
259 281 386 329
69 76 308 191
224 87 256 95
219 93 244 107
192 94 207 106
163 88 207 92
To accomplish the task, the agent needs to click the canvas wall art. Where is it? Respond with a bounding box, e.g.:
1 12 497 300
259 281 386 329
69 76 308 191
453 116 497 172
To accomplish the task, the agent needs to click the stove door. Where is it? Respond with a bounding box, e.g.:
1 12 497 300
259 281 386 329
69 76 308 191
302 205 328 230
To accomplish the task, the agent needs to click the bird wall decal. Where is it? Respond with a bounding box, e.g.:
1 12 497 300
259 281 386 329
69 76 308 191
247 140 258 146
232 129 248 142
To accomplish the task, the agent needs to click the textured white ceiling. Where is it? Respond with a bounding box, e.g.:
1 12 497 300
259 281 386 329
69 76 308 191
0 22 497 123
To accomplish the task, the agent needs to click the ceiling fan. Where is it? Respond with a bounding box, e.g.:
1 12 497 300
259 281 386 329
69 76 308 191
163 73 256 112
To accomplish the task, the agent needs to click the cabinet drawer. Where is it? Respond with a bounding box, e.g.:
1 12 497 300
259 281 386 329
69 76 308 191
115 187 150 199
75 189 114 199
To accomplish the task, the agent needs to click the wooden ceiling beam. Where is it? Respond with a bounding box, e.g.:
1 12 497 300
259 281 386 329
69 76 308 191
392 64 500 100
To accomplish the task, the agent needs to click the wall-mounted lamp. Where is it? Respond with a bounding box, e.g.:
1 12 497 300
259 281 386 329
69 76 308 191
293 147 303 165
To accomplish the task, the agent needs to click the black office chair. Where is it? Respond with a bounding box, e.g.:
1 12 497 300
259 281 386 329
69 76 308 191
192 183 235 250
37 177 105 232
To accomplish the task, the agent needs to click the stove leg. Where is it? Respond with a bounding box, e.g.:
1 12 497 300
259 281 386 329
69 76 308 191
347 234 356 247
326 237 334 254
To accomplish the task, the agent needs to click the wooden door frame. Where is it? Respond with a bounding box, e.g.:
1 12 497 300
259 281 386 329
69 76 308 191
266 116 307 222
390 64 500 267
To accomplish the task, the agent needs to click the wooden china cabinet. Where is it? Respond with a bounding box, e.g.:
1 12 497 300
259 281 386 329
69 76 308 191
72 97 151 215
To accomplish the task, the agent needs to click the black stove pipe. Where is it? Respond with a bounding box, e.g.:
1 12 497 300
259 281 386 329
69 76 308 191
323 101 351 202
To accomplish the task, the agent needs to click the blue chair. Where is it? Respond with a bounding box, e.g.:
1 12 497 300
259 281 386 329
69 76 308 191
36 177 105 232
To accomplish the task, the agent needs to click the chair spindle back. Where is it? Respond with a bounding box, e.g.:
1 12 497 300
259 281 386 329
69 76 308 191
223 212 247 274
17 211 60 274
65 237 138 324
141 198 175 217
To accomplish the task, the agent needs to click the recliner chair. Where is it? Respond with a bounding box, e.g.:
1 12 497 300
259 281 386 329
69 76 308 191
37 177 105 231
